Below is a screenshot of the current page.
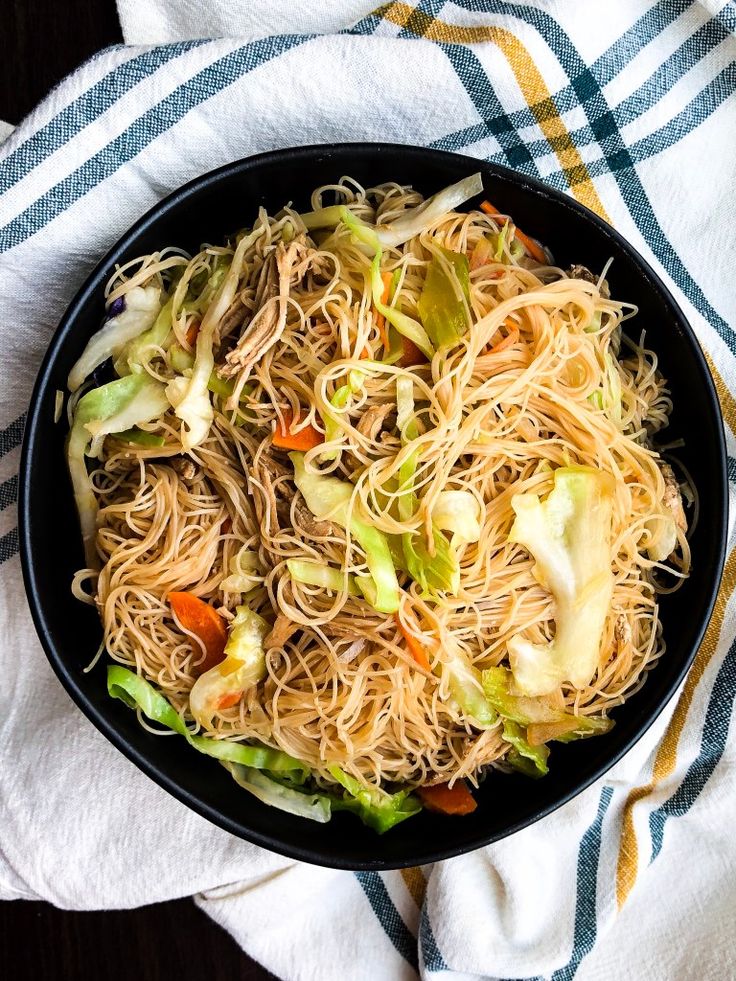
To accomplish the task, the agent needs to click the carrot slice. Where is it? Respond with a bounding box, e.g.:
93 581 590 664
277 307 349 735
374 271 392 349
272 408 324 451
395 614 432 672
486 325 519 355
168 592 227 674
399 337 426 368
185 319 201 347
216 690 243 711
417 781 478 815
479 200 547 264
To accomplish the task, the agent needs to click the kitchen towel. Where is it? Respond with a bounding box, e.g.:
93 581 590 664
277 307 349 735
1 2 735 978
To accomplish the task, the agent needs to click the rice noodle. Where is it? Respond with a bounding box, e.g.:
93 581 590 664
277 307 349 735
73 178 690 792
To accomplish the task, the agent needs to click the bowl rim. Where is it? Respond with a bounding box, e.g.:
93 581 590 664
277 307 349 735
19 142 728 869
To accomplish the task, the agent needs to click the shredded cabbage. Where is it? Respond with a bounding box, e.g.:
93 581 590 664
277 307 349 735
286 559 361 596
189 605 269 727
107 666 305 772
68 286 161 392
114 296 173 376
67 375 169 566
506 466 615 696
290 452 399 614
417 247 471 350
226 763 332 823
374 172 483 248
433 490 482 547
327 766 421 833
167 233 251 449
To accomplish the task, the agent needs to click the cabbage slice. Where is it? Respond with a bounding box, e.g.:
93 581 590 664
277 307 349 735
506 467 615 696
189 605 269 727
68 286 161 391
67 375 169 566
289 451 399 614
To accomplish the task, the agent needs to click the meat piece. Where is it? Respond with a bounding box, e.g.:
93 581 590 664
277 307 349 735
336 638 367 663
171 456 199 482
614 614 632 651
264 614 299 650
356 402 396 441
258 453 334 537
566 264 610 299
221 240 302 379
661 462 687 532
276 499 334 538
218 295 248 342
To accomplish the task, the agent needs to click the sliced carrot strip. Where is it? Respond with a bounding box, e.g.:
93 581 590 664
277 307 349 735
185 319 201 347
168 592 227 674
486 325 519 355
479 200 547 264
216 690 243 711
395 614 432 672
272 408 324 451
417 781 478 815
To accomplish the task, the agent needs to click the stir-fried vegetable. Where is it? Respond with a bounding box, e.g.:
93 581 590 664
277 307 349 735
417 780 477 815
273 408 324 451
168 592 228 674
506 467 615 696
67 375 169 566
442 636 497 727
189 605 269 726
503 719 550 777
108 666 305 772
479 200 547 265
417 247 471 350
167 234 248 449
68 286 161 392
226 763 332 823
327 766 421 833
395 613 432 671
287 559 361 596
114 296 173 376
290 451 400 614
374 172 483 248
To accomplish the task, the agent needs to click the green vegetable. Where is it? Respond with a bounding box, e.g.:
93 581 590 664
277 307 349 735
226 763 332 823
321 370 364 461
372 172 483 249
290 452 399 614
167 233 253 449
503 719 549 776
506 467 615 696
442 640 497 727
483 665 613 746
113 427 166 448
67 286 162 392
68 375 169 566
327 766 421 834
287 559 361 596
396 378 463 595
493 222 509 261
417 247 471 350
107 666 305 773
300 204 348 232
340 208 435 360
114 296 173 376
220 547 263 593
433 490 482 547
189 606 269 727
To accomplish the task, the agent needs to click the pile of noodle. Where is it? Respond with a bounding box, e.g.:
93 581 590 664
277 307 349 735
72 177 690 792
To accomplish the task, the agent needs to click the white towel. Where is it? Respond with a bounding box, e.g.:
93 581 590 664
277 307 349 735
1 2 735 978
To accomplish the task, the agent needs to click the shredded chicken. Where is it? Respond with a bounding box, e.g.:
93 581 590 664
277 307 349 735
170 457 198 482
567 264 610 299
356 402 396 441
614 613 632 651
265 614 299 650
661 462 687 531
218 295 248 342
337 638 368 663
258 454 334 537
221 238 304 379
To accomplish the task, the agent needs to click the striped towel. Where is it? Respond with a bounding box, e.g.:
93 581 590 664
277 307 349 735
1 2 735 978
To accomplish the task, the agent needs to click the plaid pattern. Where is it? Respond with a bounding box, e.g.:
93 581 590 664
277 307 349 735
0 2 734 978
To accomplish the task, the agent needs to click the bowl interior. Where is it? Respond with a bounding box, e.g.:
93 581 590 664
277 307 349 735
20 144 726 869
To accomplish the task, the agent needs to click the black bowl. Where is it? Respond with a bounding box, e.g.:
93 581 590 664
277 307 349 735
20 144 727 870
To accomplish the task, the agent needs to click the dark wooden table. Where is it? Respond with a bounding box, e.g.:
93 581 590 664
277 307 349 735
1 3 274 977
